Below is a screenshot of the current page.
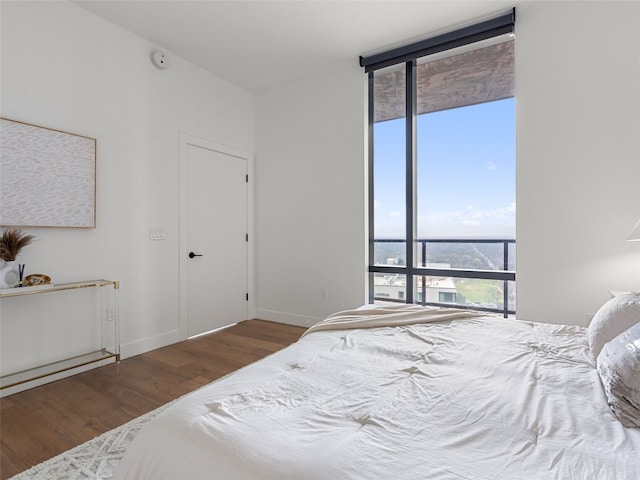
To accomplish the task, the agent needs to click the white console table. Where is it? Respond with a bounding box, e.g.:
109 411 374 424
0 279 120 390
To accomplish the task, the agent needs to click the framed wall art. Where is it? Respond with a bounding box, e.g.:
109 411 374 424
0 118 96 228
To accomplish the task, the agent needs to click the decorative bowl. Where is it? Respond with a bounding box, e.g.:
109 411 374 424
23 274 51 286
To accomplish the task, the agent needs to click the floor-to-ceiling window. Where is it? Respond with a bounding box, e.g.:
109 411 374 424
364 10 516 316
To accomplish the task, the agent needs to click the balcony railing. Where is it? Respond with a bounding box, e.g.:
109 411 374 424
370 238 516 317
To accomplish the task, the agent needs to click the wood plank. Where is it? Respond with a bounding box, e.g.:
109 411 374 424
0 319 304 479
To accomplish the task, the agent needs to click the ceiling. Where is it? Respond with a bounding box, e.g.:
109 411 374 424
73 0 515 93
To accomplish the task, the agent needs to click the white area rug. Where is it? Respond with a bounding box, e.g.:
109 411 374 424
9 402 172 480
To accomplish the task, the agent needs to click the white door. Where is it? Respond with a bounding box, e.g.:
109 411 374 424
181 138 248 338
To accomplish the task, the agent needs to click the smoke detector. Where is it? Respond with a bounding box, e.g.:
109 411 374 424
151 50 168 69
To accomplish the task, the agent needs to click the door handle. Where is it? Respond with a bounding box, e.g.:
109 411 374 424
188 252 203 259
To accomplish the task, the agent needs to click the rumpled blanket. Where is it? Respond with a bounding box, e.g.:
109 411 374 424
302 303 480 337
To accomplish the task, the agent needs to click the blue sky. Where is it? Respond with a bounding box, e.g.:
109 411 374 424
373 98 515 239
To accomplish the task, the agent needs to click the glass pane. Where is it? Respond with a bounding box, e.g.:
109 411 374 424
415 39 515 243
373 240 406 267
508 243 516 271
373 64 405 242
415 241 514 271
507 280 516 313
414 275 458 306
414 276 516 313
372 273 406 303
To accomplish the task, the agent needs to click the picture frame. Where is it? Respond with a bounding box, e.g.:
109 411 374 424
0 118 96 228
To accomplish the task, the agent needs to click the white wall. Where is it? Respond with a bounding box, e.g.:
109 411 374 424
0 0 254 392
255 67 367 326
2 0 638 396
515 0 640 325
254 0 640 327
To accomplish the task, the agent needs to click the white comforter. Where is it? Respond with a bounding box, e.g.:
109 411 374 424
114 306 640 479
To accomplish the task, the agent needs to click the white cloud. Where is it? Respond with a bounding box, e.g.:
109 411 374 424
486 161 497 171
418 201 516 238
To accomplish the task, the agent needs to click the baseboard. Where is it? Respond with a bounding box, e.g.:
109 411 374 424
255 308 322 328
120 328 181 359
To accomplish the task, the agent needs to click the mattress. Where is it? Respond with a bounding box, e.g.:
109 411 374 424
113 305 640 479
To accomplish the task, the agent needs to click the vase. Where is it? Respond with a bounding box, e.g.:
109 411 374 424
0 261 20 289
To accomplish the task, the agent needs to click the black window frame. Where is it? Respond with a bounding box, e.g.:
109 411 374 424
364 9 516 317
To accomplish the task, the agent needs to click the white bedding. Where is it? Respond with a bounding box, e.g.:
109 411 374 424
114 306 640 479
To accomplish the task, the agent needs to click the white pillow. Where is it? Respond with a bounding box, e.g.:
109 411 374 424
588 293 640 360
597 321 640 427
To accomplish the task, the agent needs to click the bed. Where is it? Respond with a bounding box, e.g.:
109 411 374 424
113 300 640 480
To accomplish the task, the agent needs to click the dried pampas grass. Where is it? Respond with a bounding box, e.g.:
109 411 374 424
0 228 35 262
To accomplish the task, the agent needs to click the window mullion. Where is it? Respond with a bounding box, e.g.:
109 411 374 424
405 60 417 304
367 71 375 304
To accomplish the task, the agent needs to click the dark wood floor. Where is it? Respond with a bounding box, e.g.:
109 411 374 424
0 319 305 479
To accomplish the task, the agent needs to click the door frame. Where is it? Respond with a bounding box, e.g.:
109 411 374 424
178 133 255 341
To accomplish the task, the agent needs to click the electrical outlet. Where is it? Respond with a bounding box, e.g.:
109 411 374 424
107 307 115 321
149 228 166 240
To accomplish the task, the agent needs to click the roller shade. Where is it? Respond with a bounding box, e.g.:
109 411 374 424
360 9 515 73
373 39 514 122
